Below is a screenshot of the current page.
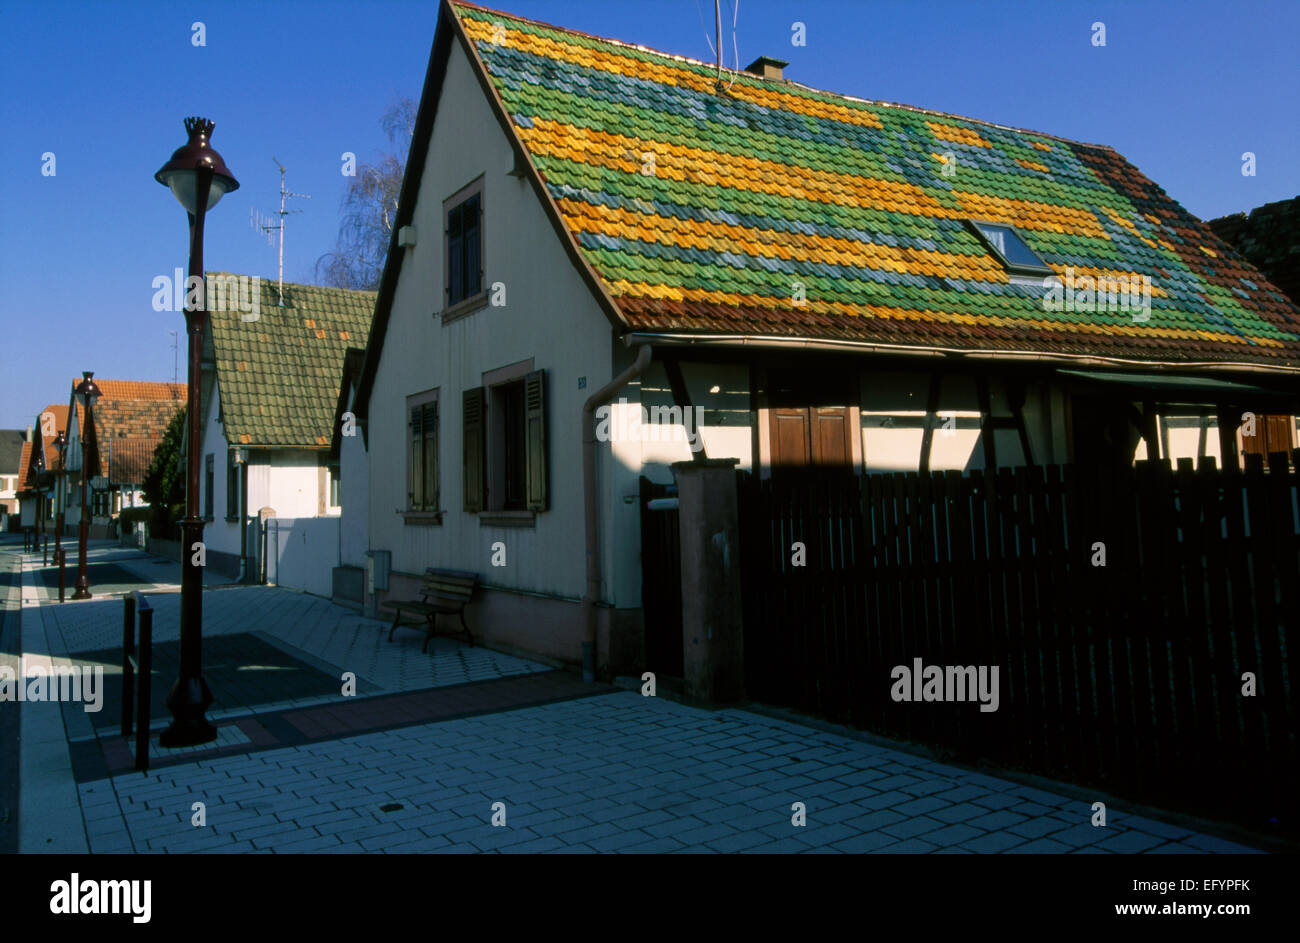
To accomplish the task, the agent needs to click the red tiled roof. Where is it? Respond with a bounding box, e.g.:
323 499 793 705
105 437 165 486
36 404 70 470
84 380 186 444
17 441 36 489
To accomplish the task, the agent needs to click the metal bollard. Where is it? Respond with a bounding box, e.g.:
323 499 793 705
58 549 66 603
121 595 136 737
136 595 152 774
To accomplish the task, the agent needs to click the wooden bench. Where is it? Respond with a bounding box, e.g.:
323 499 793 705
383 568 478 653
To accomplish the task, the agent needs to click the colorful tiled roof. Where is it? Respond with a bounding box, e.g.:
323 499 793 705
207 275 375 449
450 1 1300 368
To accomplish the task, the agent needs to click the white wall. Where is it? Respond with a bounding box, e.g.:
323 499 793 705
266 516 340 597
367 38 615 601
339 388 370 569
198 380 329 565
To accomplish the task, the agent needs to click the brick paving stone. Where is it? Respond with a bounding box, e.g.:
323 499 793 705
919 823 985 847
1098 829 1192 853
1007 817 1066 840
893 795 951 817
970 810 1028 831
1009 801 1055 817
831 830 904 853
1005 838 1072 853
958 831 1028 853
703 830 769 853
1112 815 1196 841
842 809 906 832
1048 823 1112 848
878 838 939 853
929 802 993 825
853 790 913 811
881 815 947 840
971 793 1025 811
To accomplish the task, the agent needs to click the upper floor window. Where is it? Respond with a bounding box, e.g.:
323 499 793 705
968 220 1052 276
444 179 484 317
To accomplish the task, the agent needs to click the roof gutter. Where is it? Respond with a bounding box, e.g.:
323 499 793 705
622 331 1300 378
580 342 653 682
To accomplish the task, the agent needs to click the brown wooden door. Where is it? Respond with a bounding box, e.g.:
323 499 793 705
1241 414 1296 461
769 406 853 469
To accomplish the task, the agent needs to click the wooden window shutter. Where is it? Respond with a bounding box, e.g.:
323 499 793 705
524 369 548 511
463 387 486 512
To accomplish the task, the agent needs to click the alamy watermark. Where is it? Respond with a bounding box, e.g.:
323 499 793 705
1042 267 1151 323
152 269 260 321
0 660 103 712
594 398 706 453
890 658 999 712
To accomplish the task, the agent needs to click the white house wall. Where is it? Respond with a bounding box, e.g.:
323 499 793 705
198 381 330 571
339 394 369 569
366 38 614 603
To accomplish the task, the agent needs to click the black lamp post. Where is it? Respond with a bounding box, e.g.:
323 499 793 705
155 116 239 747
73 373 101 600
53 430 67 569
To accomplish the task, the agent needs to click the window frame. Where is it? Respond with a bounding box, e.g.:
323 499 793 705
442 176 487 322
966 219 1054 277
468 360 547 524
405 389 441 521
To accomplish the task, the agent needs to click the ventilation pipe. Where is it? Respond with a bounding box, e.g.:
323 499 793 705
581 341 653 682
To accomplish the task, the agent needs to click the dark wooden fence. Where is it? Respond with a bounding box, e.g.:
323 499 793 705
737 455 1299 835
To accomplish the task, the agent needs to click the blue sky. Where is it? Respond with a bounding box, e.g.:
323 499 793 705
1 0 1296 431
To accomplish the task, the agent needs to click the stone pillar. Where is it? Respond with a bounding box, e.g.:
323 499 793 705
673 458 744 704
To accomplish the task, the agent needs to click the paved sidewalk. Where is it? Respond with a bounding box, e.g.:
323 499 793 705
10 543 1268 854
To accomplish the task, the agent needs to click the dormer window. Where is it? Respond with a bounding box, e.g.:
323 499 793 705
968 220 1052 276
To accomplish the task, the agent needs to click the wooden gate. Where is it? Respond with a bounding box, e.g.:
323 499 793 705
640 476 683 678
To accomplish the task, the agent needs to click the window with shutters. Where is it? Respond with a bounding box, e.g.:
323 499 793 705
464 367 548 518
443 178 485 320
407 391 439 512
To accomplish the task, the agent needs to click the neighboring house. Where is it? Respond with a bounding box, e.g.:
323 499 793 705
0 429 25 528
196 274 374 580
1208 196 1300 460
30 403 72 534
64 379 186 535
349 1 1300 677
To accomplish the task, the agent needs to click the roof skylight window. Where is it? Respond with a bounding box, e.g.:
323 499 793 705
968 221 1052 276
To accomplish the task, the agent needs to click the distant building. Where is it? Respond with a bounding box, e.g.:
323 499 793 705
195 273 373 580
0 429 25 529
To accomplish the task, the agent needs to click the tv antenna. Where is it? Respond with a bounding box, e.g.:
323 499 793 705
167 330 179 382
249 158 311 306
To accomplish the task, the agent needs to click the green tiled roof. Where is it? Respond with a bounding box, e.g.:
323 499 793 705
450 1 1300 368
207 275 375 448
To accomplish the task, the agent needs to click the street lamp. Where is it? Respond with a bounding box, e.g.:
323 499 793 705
154 116 239 747
53 430 67 573
72 373 100 600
